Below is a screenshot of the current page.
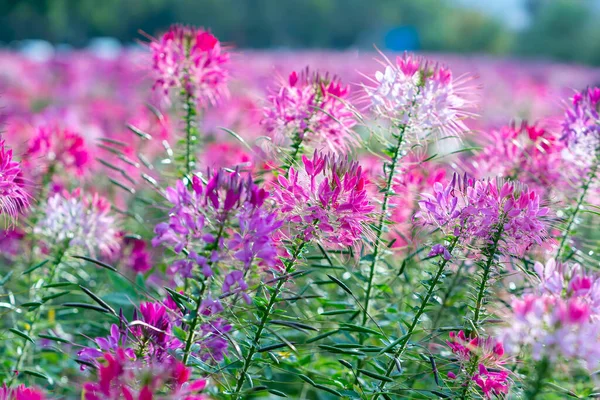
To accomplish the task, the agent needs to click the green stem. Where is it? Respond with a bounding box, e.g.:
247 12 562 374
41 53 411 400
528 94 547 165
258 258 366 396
233 242 305 398
458 354 480 400
472 226 503 330
181 281 206 365
556 156 599 260
362 126 405 328
432 259 467 329
526 358 550 400
283 132 304 177
372 237 458 400
182 88 198 178
9 247 65 386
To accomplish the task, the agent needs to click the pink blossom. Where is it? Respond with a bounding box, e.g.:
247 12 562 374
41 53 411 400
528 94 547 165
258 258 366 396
272 151 374 249
262 69 358 155
363 52 475 140
561 87 600 165
150 25 229 107
25 124 90 177
0 140 30 222
416 173 550 255
0 384 45 400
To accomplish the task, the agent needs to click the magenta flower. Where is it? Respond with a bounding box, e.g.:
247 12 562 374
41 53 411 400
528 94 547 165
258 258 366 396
0 140 30 223
446 331 511 399
416 173 550 255
363 52 475 140
130 302 179 360
78 324 135 366
272 151 374 249
561 87 600 165
25 124 90 177
0 384 45 400
262 69 358 155
150 24 229 106
471 121 569 197
34 189 120 256
82 349 209 400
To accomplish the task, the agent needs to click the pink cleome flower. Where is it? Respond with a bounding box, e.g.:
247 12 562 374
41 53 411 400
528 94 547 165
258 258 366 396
363 52 475 140
25 124 90 177
0 384 45 400
272 151 374 249
34 189 120 256
262 69 358 155
416 173 550 255
561 87 600 165
0 140 30 223
83 348 209 400
150 24 229 107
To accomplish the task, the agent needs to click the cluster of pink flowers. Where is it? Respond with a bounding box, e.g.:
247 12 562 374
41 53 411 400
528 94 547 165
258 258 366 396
83 348 209 400
262 69 358 155
0 384 45 400
561 87 600 165
471 121 568 197
272 151 373 249
416 173 549 255
25 124 90 177
501 293 600 370
34 189 120 256
446 331 510 399
0 140 30 223
364 53 474 139
150 25 229 106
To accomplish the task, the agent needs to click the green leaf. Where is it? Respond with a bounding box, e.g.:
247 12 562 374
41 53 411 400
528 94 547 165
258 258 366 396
357 369 393 382
38 334 71 344
79 286 117 315
340 323 382 336
62 302 109 313
22 260 49 275
314 384 342 397
9 328 34 343
267 389 288 398
327 275 353 296
298 374 316 386
72 256 117 272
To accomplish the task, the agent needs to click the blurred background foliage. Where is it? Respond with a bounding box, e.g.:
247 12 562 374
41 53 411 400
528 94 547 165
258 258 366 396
1 0 600 64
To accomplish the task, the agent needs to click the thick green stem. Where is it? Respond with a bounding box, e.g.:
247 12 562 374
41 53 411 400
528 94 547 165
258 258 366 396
556 156 599 260
233 242 305 398
372 237 458 400
432 259 467 329
9 247 65 385
526 358 550 400
362 127 405 328
283 131 304 177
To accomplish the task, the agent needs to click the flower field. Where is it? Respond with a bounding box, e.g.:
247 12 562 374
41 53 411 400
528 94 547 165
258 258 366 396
2 26 600 399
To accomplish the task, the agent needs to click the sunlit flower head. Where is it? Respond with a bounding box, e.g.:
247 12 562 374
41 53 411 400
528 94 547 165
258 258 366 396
272 151 374 248
0 140 30 223
150 24 229 106
262 69 358 155
363 52 475 141
34 189 120 256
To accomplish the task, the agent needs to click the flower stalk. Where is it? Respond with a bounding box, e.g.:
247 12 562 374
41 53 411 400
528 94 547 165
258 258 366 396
233 241 305 398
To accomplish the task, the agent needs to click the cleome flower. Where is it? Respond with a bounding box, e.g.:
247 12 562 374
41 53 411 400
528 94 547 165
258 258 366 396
471 121 569 198
416 173 550 256
82 348 210 400
34 189 120 256
25 123 90 177
500 293 600 371
561 86 600 165
0 140 30 224
446 331 510 399
150 24 229 107
272 151 374 249
262 69 358 155
0 384 45 400
363 52 475 141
